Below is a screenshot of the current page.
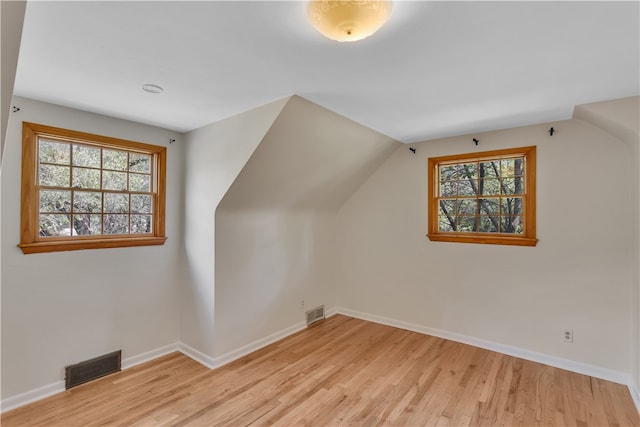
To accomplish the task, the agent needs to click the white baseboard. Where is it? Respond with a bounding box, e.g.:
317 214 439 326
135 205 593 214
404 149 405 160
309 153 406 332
335 307 632 386
1 380 65 413
178 307 338 370
0 310 332 414
1 342 181 413
209 320 309 368
178 342 217 369
122 342 181 370
334 307 640 413
325 306 338 318
5 307 638 415
629 383 640 414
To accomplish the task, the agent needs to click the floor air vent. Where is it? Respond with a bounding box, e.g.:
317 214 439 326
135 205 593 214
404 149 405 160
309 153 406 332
65 350 121 389
306 305 325 326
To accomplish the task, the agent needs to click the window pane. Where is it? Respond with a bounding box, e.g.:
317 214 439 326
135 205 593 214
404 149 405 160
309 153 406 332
458 179 477 196
39 214 71 237
39 190 71 213
72 145 100 168
428 147 535 246
104 193 129 213
458 199 477 215
479 198 500 215
440 181 457 197
513 158 524 176
479 216 499 233
501 216 523 234
480 161 499 178
72 167 100 189
501 197 523 215
129 153 151 173
501 158 524 177
39 140 69 165
73 191 102 213
438 199 456 216
459 163 477 180
131 215 152 234
440 164 459 181
103 149 128 171
22 123 167 252
458 216 477 232
502 177 524 195
131 195 152 214
104 214 129 234
439 216 455 232
39 164 70 187
103 170 127 191
72 214 102 235
130 174 151 192
480 179 500 195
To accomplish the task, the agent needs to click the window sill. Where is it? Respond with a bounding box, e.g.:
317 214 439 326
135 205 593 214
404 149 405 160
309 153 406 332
427 233 538 247
18 236 167 254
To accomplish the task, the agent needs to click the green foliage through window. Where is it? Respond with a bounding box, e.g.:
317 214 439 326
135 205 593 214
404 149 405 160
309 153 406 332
37 138 154 238
427 146 537 247
20 122 167 254
437 158 525 234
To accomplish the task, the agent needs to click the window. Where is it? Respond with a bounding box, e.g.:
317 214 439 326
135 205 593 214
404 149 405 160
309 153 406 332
19 122 167 254
427 146 537 246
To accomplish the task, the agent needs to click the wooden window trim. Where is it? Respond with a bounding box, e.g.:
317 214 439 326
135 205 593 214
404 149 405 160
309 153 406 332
19 122 167 254
427 146 537 247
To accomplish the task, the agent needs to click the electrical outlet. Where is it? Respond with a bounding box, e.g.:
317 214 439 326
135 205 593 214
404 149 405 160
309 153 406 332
563 329 573 343
300 300 305 310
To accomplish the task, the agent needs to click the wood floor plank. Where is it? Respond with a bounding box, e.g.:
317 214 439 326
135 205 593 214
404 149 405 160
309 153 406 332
2 315 637 427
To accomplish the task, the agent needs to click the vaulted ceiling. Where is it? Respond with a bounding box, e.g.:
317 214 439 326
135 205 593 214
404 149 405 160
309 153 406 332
218 95 400 211
13 1 639 143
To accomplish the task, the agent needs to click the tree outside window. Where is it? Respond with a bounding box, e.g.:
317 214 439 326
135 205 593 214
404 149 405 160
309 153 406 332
19 122 167 254
427 146 537 246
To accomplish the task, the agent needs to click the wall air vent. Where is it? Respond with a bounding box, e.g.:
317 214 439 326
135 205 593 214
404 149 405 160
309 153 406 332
306 305 325 326
65 350 121 389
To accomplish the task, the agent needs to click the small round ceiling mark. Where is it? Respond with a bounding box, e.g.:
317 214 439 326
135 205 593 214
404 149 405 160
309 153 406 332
142 84 163 94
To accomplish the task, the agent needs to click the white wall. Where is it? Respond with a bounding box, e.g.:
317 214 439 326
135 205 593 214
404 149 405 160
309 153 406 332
181 98 288 357
2 94 637 408
573 96 640 395
215 209 336 355
1 97 184 399
337 118 634 375
213 96 399 357
0 0 26 161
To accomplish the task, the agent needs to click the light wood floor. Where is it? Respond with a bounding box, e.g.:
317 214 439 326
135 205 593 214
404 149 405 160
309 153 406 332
2 315 638 426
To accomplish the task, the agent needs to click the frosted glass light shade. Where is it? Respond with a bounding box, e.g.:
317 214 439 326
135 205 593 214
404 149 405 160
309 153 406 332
307 0 391 42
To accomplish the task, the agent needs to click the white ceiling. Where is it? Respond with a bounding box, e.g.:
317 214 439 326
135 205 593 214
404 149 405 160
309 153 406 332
14 1 640 143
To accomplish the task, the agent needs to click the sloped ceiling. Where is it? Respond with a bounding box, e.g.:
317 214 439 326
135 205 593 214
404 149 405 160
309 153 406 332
13 1 639 143
1 0 26 159
218 95 400 210
573 96 639 145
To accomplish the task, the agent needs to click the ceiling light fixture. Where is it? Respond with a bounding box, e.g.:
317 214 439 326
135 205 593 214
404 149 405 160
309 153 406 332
142 84 163 94
307 0 391 43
